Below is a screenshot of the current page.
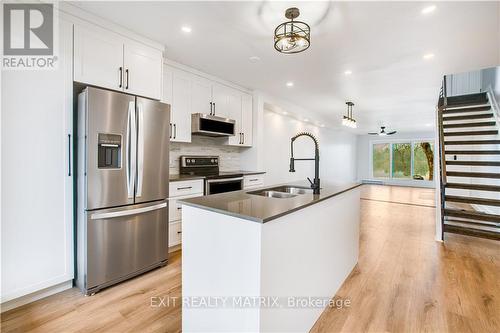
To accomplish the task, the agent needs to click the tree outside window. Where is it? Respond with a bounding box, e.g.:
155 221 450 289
372 141 434 181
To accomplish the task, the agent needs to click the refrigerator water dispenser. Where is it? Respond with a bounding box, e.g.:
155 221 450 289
98 133 121 169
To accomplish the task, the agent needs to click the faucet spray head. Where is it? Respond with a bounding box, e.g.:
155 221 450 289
289 158 295 172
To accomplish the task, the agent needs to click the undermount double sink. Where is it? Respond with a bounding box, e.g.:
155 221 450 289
248 185 313 199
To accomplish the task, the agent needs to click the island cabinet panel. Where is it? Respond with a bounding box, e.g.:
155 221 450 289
259 188 360 332
181 187 361 332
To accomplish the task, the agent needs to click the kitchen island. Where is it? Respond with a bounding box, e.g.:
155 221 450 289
180 181 361 333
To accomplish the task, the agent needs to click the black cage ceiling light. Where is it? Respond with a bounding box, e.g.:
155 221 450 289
274 7 310 54
342 102 357 128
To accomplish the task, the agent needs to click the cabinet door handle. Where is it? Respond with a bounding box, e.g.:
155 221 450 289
68 134 72 176
239 133 242 144
177 186 192 190
177 231 182 234
169 123 172 139
173 123 177 139
242 133 245 145
210 102 213 115
213 102 216 115
119 67 123 88
177 206 182 210
125 69 129 89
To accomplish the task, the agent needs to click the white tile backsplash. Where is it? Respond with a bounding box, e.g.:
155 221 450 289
170 136 242 174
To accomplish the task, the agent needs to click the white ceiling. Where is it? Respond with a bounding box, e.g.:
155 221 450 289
70 1 500 133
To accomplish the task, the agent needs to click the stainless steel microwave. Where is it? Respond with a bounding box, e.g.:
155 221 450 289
191 113 236 137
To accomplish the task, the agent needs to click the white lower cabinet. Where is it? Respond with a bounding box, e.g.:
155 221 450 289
168 179 204 248
169 221 183 247
243 174 265 190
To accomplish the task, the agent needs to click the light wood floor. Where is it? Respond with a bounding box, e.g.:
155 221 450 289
2 185 499 332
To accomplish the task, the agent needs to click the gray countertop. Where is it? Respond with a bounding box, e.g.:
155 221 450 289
179 181 362 223
169 171 265 182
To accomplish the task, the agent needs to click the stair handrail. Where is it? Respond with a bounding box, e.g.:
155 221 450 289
437 75 448 240
485 86 500 130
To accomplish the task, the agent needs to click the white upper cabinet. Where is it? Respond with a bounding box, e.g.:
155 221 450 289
162 64 173 105
227 91 242 146
74 25 123 91
171 68 192 143
240 93 253 147
74 24 162 100
211 83 231 118
123 41 162 100
226 92 253 147
162 64 253 146
191 76 213 115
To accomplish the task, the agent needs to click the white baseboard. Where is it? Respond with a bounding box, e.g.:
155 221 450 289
0 280 73 313
168 244 181 253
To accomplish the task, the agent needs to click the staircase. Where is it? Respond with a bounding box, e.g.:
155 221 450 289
438 86 500 241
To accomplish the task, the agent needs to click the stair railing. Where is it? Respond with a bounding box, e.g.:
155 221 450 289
486 86 500 129
437 75 448 240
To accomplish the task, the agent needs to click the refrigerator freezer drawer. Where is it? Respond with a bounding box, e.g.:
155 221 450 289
84 201 168 293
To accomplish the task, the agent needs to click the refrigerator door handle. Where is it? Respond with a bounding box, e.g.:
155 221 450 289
90 202 167 220
136 102 144 197
127 101 137 199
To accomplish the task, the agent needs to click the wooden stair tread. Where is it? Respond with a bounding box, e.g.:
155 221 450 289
444 93 488 108
443 113 494 121
444 140 500 145
443 121 496 128
445 195 500 207
442 105 491 114
444 224 500 240
446 160 500 166
444 208 500 223
446 171 500 179
445 218 499 228
446 183 500 192
443 130 498 136
445 150 500 155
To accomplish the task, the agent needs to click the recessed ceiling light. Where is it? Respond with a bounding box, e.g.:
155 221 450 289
282 111 288 115
320 124 325 127
249 56 261 62
286 81 294 87
344 70 352 76
181 26 192 33
423 53 435 60
421 5 436 15
303 118 309 122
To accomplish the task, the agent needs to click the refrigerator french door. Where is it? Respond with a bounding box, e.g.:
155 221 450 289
76 87 170 295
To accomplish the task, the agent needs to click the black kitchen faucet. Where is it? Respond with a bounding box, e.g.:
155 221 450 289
289 132 320 194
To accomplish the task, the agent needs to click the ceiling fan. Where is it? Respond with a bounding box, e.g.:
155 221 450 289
368 126 397 136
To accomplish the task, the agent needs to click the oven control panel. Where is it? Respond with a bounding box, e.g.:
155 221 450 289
180 156 219 168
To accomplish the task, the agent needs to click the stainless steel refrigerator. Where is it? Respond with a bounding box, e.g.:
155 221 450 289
76 87 170 295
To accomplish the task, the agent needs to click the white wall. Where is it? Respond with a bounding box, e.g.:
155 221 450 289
262 109 357 186
357 131 437 188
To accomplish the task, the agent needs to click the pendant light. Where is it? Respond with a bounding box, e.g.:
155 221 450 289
342 102 357 128
274 7 311 54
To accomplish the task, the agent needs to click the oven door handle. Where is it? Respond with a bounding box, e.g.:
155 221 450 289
206 177 244 184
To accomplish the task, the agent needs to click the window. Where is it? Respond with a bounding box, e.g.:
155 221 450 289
392 143 412 178
413 142 434 180
372 143 390 178
371 140 434 181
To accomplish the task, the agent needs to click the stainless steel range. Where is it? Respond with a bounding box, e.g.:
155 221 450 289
180 156 243 195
